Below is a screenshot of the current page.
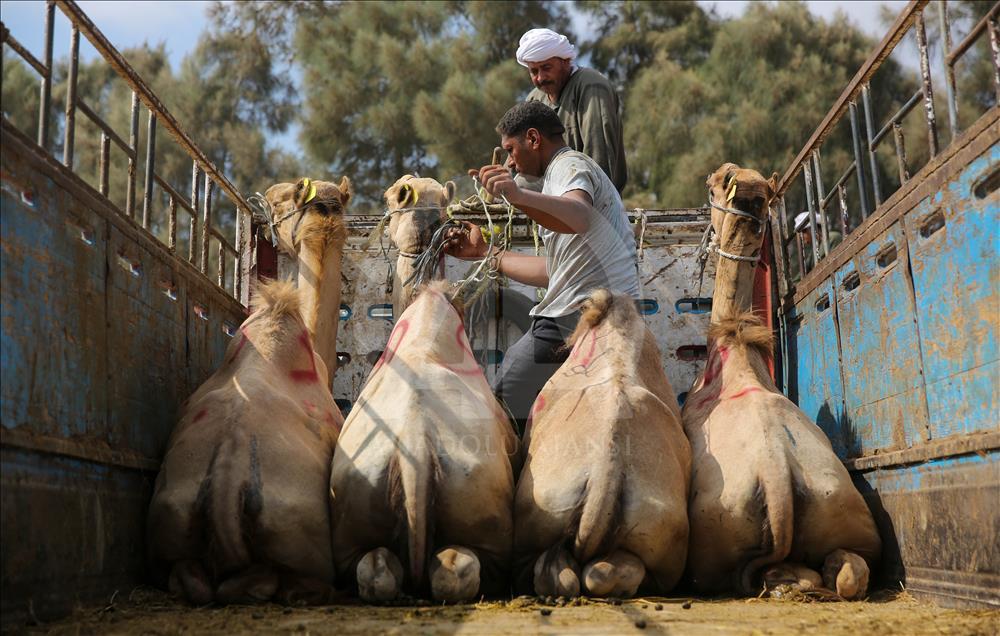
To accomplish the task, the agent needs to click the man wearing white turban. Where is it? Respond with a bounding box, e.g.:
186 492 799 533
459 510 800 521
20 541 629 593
516 28 627 194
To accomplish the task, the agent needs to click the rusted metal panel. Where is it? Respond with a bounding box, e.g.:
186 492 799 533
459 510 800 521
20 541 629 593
1 140 109 440
834 221 930 454
0 448 152 623
788 281 849 458
855 450 1000 608
903 146 999 441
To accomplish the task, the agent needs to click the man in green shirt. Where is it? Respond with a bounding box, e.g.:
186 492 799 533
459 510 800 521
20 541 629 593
517 28 627 194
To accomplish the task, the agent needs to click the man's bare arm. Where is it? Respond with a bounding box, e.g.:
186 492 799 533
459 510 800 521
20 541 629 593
494 252 548 287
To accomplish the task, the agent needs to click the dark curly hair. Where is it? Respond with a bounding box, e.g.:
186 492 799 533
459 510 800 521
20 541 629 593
496 101 566 139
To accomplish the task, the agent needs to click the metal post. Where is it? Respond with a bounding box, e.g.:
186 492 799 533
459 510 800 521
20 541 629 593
848 101 871 219
142 112 156 229
99 133 110 196
837 184 850 237
168 196 177 252
62 24 79 168
802 162 822 265
938 0 959 141
37 1 54 149
125 91 139 219
217 240 225 288
200 177 213 273
892 122 910 185
915 11 939 158
235 207 245 302
861 84 882 207
990 16 1000 103
810 150 832 255
189 162 200 263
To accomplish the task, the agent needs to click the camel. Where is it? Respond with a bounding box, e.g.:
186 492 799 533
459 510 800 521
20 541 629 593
681 163 881 600
381 175 456 316
513 290 692 598
262 177 353 386
147 178 351 604
329 282 519 602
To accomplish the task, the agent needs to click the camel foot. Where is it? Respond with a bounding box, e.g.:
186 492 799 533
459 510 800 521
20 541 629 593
429 546 481 603
168 560 213 605
533 545 580 597
763 562 823 593
823 549 870 600
216 564 278 604
357 547 404 602
582 550 645 598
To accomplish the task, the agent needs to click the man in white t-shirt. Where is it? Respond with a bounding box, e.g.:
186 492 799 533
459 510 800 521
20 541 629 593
445 101 639 435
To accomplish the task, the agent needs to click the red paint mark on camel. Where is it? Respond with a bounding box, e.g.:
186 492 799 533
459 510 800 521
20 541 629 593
533 394 546 414
693 345 729 409
375 319 410 371
441 323 483 376
570 330 597 366
289 331 320 384
726 387 762 400
192 408 208 423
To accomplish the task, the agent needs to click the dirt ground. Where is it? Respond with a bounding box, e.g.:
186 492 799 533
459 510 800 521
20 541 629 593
18 588 999 636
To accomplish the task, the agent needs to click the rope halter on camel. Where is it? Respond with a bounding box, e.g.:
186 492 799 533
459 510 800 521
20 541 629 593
248 178 341 249
696 175 769 295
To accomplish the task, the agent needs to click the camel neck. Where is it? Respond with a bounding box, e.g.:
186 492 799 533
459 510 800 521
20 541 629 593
296 239 343 388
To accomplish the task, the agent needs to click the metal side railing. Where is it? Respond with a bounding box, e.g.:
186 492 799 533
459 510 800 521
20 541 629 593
1 0 251 305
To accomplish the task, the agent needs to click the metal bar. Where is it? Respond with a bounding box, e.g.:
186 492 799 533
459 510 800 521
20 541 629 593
938 0 959 141
915 10 939 158
38 2 54 149
54 0 252 216
861 84 882 206
125 91 139 219
892 122 911 184
821 161 857 210
98 133 109 196
776 0 929 196
206 227 237 255
795 227 807 278
168 196 177 252
871 88 923 147
142 111 156 229
189 162 200 264
62 24 79 168
844 431 1000 472
837 184 850 237
76 99 133 155
1 26 49 75
811 151 832 255
991 16 1000 103
802 162 823 265
848 101 871 219
771 197 792 303
945 2 1000 66
217 239 225 288
200 177 213 272
234 207 245 302
153 173 195 216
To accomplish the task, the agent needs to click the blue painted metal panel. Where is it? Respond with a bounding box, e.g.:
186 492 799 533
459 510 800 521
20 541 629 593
904 147 1000 440
788 280 849 458
1 162 109 439
834 221 930 455
853 450 999 606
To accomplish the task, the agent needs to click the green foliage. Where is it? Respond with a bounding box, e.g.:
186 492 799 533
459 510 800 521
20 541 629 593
1 49 41 141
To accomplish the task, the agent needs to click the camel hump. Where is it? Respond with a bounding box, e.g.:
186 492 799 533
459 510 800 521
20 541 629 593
250 280 302 321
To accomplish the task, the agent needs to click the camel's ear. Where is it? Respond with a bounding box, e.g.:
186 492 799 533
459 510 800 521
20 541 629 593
293 177 317 208
707 162 738 189
396 183 413 205
443 180 456 204
338 176 353 206
767 172 779 201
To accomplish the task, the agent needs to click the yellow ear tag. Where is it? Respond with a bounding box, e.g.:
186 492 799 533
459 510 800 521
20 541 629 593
305 184 317 203
727 181 738 202
410 189 419 205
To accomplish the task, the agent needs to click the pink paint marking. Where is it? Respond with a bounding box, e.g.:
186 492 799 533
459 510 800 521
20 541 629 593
441 323 483 376
192 408 208 423
289 331 320 384
533 394 546 415
571 330 597 366
374 319 410 371
725 387 762 400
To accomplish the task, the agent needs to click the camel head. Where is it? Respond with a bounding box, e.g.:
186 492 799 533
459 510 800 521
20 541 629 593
706 163 778 259
383 175 456 316
384 175 456 255
262 176 352 387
